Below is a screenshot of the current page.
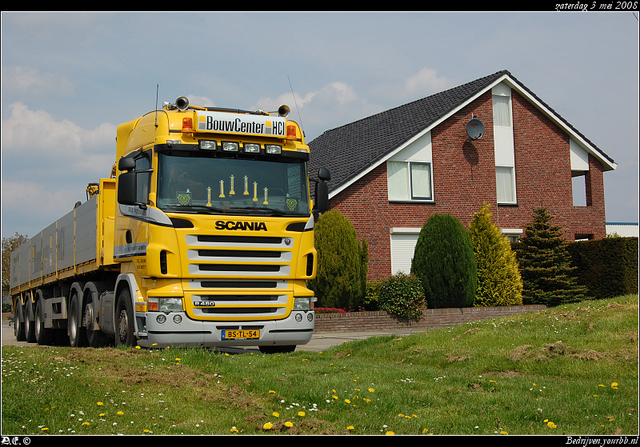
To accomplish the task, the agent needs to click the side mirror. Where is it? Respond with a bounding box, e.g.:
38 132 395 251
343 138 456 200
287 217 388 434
117 171 138 206
314 167 331 213
118 156 135 172
318 167 331 182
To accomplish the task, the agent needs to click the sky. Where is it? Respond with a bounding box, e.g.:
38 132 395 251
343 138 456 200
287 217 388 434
2 11 638 240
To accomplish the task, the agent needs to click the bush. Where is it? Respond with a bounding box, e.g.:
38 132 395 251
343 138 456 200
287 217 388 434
566 237 638 299
469 203 523 307
411 213 477 309
378 272 426 320
308 210 368 310
363 280 382 311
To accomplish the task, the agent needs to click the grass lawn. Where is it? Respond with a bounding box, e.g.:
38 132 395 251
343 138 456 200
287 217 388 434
2 295 637 436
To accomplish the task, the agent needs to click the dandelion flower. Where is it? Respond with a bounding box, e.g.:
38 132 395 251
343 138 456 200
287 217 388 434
285 421 293 428
263 422 273 430
347 425 355 430
117 411 124 416
368 388 375 393
500 430 509 435
272 412 280 418
269 390 276 394
82 422 90 426
298 411 305 417
385 431 395 435
97 402 104 406
344 399 351 404
230 427 239 434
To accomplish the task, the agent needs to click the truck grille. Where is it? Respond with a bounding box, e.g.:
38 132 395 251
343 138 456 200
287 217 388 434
184 234 295 320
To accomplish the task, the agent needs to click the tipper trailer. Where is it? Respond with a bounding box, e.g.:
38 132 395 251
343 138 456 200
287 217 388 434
10 96 330 353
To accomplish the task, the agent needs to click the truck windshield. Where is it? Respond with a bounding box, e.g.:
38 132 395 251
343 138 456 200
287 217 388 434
157 153 310 216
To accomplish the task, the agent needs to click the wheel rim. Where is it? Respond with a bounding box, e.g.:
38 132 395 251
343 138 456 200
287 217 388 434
118 309 129 343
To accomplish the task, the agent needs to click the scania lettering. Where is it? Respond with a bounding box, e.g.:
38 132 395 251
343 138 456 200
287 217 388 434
10 96 331 353
215 221 268 231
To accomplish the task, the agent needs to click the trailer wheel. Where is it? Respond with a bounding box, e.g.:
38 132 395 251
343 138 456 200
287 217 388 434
115 288 135 347
13 301 26 341
69 291 89 347
35 298 54 345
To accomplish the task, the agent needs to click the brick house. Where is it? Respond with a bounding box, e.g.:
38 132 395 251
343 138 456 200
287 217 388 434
308 70 617 280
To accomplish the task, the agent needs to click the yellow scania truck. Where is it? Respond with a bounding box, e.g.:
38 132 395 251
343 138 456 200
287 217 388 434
10 96 330 353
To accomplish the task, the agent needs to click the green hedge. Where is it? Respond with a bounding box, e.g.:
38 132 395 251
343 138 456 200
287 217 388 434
566 237 638 299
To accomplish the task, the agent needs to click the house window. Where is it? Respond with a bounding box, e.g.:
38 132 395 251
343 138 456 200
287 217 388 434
496 166 516 204
493 95 511 127
388 161 433 201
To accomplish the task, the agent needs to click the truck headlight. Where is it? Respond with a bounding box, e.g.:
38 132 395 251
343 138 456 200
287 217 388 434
148 297 183 312
293 297 314 311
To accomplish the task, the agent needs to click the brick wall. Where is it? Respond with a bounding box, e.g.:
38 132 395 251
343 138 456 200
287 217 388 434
314 304 547 333
329 91 608 280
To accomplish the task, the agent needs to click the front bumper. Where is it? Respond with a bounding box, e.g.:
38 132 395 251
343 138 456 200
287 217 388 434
134 309 314 348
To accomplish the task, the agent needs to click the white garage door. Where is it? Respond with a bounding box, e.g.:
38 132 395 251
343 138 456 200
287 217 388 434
390 228 421 275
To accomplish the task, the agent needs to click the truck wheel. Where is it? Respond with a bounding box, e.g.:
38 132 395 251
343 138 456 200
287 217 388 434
115 289 135 347
84 282 110 348
35 299 54 345
24 294 36 343
69 291 89 347
13 301 26 341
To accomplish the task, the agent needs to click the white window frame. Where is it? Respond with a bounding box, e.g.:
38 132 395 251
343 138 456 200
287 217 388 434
387 161 433 202
496 166 517 205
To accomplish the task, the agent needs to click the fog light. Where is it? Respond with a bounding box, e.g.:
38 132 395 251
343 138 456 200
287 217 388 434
222 141 239 152
156 314 167 324
265 144 282 155
243 143 260 153
307 313 314 322
295 313 303 322
173 314 182 324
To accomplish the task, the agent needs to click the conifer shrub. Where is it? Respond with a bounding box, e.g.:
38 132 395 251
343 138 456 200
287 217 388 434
308 210 368 310
566 236 638 299
469 203 523 307
411 213 477 309
513 207 589 306
377 272 426 320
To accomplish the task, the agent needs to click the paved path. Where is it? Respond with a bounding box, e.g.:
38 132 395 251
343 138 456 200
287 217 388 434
1 317 421 352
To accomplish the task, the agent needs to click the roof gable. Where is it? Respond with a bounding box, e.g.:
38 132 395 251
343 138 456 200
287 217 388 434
308 70 616 197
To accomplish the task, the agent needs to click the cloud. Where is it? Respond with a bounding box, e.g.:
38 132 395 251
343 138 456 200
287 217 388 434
2 65 75 98
2 102 116 170
404 68 456 95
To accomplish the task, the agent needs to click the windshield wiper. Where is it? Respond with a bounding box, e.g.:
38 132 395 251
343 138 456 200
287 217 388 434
224 207 288 216
164 205 224 214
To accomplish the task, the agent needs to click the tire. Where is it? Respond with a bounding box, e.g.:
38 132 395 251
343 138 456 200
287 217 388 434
69 291 89 347
115 288 136 347
35 298 54 345
259 345 296 354
13 301 26 341
24 294 36 343
84 282 110 348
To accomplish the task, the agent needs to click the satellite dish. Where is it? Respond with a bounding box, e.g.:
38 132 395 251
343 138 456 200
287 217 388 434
466 118 485 140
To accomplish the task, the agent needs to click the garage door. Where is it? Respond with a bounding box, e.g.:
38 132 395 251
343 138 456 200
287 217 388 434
390 228 421 275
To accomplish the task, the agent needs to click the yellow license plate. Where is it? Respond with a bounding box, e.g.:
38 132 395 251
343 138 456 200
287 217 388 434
222 329 260 340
